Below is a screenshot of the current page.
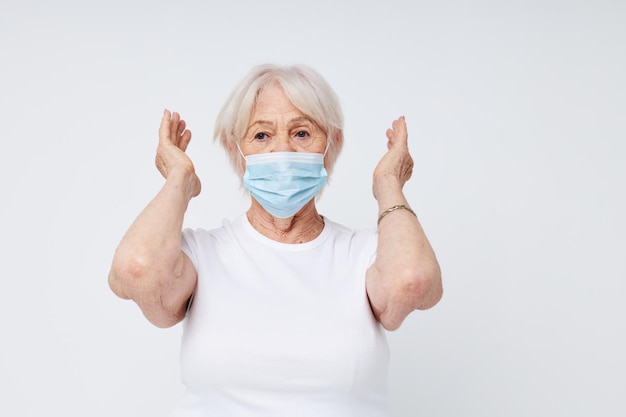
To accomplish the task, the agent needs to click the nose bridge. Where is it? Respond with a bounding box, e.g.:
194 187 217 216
272 129 296 152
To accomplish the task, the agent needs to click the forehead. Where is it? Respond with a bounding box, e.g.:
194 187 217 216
252 83 302 118
247 82 324 135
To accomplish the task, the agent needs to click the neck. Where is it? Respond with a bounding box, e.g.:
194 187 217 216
246 200 325 244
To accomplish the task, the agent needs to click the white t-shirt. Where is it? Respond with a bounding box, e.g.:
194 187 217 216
172 214 390 417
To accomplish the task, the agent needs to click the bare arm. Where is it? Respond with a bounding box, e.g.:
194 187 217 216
366 117 443 331
108 110 201 328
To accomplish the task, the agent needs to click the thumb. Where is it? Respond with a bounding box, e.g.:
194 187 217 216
159 109 172 144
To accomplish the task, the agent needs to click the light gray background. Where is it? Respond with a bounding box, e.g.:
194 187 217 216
1 0 624 416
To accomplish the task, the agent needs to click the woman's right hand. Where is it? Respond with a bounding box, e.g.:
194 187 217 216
155 109 201 198
109 109 200 328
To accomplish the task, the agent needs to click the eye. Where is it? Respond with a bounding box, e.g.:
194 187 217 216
295 130 309 138
254 132 269 140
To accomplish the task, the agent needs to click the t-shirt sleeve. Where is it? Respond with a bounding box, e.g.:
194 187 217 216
181 228 199 270
363 226 378 268
348 225 378 270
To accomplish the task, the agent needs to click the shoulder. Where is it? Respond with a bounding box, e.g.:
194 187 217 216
183 216 245 243
324 216 376 238
181 215 247 261
323 217 378 254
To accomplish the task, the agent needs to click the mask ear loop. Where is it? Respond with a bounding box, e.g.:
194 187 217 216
323 136 331 157
236 141 246 160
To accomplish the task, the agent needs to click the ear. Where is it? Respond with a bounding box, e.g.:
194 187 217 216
332 131 343 153
333 129 343 156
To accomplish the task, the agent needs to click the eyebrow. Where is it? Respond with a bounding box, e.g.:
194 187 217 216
245 117 315 134
287 117 314 126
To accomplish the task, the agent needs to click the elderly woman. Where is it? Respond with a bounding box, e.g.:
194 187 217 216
109 64 442 416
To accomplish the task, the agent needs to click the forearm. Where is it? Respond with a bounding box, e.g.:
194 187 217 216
109 169 195 303
369 184 442 329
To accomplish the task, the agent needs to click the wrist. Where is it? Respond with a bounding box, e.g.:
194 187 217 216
372 175 404 201
377 204 416 225
373 185 406 207
166 167 201 201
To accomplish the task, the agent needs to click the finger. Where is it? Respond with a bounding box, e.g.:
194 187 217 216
179 130 192 152
170 112 181 146
394 116 408 145
177 119 187 140
159 109 172 145
386 128 394 141
385 128 394 149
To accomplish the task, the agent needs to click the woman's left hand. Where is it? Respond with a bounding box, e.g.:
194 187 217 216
372 116 414 201
367 116 442 331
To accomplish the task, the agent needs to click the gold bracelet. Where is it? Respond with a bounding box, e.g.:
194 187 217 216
377 204 416 225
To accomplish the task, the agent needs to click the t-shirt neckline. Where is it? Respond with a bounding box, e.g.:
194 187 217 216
239 213 332 251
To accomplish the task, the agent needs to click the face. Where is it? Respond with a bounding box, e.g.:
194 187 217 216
240 82 327 156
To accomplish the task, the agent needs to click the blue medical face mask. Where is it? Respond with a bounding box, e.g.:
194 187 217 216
240 149 328 219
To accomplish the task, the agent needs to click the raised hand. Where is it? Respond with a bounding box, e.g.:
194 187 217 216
155 109 201 198
372 116 414 201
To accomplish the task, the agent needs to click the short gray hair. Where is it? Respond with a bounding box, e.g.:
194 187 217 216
214 64 344 178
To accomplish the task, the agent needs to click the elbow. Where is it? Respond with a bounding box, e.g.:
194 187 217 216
374 264 443 331
108 259 183 329
409 262 443 310
108 254 152 300
379 316 403 332
108 271 127 300
400 263 443 311
108 266 128 300
145 309 182 329
108 253 187 329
